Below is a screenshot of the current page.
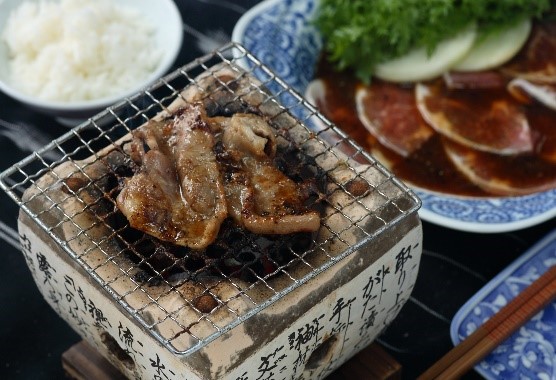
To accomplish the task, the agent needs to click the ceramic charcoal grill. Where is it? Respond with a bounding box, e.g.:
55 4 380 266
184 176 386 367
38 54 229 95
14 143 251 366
0 44 422 380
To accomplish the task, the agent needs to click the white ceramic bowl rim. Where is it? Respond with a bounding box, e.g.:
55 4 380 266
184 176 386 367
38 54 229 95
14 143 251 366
0 0 183 112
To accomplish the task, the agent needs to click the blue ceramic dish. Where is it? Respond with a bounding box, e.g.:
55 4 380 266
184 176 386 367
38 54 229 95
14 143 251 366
451 229 556 379
232 0 556 233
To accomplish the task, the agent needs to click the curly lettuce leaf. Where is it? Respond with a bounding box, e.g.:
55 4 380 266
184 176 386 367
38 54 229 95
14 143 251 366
314 0 552 82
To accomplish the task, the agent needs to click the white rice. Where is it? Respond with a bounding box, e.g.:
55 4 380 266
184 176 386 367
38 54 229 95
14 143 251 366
2 0 163 102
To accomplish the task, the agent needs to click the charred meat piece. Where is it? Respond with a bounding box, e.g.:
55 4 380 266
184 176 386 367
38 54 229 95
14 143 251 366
221 113 321 234
117 104 322 250
117 103 228 250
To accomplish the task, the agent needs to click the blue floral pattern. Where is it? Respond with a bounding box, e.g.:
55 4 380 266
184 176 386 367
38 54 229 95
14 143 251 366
451 229 556 379
418 189 556 231
238 0 321 99
233 0 556 232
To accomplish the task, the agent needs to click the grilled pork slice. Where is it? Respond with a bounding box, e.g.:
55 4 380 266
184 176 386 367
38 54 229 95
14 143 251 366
220 113 320 235
117 103 227 250
117 103 321 250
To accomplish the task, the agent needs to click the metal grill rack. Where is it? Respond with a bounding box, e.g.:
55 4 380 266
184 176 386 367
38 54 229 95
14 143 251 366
0 43 420 356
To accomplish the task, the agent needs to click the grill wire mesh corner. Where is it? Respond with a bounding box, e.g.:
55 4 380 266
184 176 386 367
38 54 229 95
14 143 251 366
0 43 420 356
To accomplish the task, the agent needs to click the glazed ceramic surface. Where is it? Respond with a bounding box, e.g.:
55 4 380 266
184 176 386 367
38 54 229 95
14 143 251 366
232 0 556 233
451 229 556 380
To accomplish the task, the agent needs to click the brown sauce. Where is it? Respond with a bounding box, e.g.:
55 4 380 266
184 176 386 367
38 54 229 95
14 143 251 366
313 58 556 197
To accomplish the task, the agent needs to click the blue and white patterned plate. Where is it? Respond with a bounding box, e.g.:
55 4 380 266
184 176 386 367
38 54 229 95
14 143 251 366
451 229 556 379
232 0 556 233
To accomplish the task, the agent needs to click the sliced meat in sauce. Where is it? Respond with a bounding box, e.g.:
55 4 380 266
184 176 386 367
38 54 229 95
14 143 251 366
117 104 228 250
416 81 533 155
311 34 556 198
355 81 434 157
526 106 556 163
507 78 556 110
443 70 507 90
443 138 556 196
502 20 556 83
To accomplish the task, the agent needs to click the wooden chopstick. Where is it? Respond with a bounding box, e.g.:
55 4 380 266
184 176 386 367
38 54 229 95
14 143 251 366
418 264 556 380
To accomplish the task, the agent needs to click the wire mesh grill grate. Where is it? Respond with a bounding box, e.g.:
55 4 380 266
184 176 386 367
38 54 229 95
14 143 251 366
0 43 420 356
